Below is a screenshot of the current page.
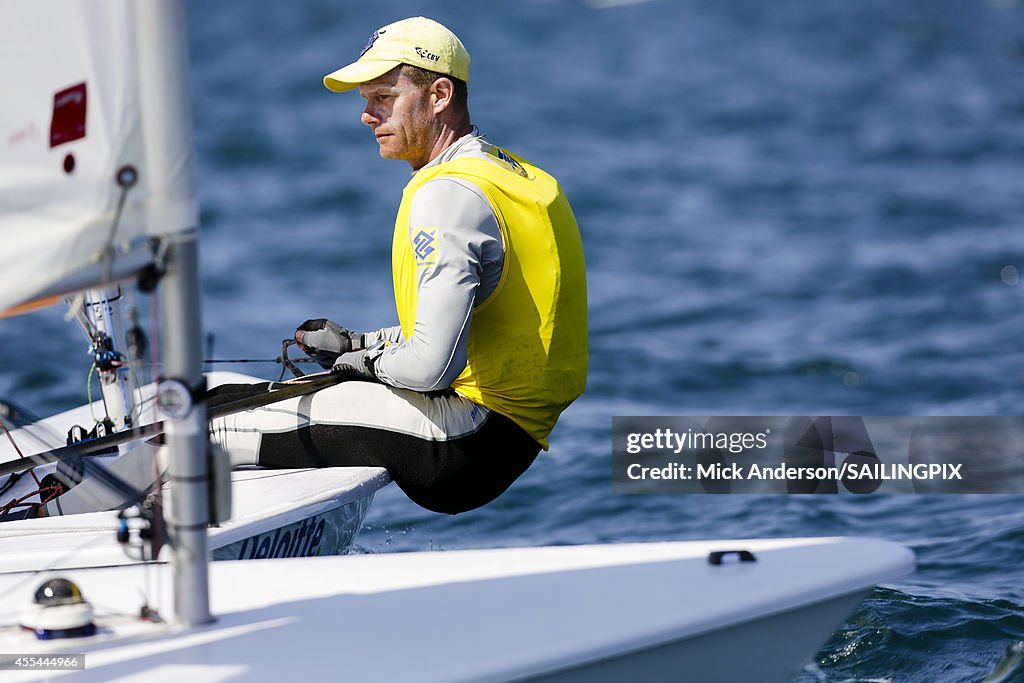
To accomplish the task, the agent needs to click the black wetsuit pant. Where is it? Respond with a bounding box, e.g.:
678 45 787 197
208 381 540 515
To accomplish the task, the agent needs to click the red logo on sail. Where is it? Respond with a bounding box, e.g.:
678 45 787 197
50 82 87 148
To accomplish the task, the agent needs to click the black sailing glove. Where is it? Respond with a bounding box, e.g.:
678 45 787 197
294 318 364 369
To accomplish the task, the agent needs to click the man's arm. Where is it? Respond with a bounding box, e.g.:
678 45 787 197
363 325 404 346
373 177 503 391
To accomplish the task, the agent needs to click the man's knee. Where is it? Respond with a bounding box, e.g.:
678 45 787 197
395 446 539 515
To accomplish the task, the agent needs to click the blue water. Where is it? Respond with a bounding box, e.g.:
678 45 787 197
3 0 1024 679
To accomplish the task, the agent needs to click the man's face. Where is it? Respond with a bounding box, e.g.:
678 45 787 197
359 68 436 169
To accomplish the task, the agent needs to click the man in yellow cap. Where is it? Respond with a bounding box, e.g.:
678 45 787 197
209 17 588 514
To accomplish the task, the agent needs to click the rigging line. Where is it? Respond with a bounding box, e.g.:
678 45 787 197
65 293 97 342
129 368 147 426
149 287 160 385
0 408 41 487
0 486 61 516
134 393 158 412
124 290 148 426
1 406 155 515
100 178 133 284
87 360 101 425
127 331 150 426
0 402 63 451
148 447 164 602
0 472 20 498
116 363 134 424
104 291 120 342
0 371 348 478
203 357 318 364
0 414 26 461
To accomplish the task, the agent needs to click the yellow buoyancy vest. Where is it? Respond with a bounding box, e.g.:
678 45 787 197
392 150 587 449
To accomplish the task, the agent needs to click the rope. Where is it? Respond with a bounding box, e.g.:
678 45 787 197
204 357 317 364
87 360 100 424
0 409 41 487
0 371 347 478
100 171 134 283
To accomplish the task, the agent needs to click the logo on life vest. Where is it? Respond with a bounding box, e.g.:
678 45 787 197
489 147 528 177
494 148 516 167
412 229 437 266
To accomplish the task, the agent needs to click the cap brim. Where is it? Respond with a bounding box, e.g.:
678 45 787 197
323 59 401 92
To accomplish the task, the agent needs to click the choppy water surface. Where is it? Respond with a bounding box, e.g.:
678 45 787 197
2 0 1023 680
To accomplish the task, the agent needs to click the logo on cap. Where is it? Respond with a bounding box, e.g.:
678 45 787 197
360 28 386 57
414 47 440 63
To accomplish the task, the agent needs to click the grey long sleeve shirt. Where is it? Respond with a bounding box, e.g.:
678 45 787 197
368 130 506 392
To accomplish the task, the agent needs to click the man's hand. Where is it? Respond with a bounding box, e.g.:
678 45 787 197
294 318 364 369
332 341 388 382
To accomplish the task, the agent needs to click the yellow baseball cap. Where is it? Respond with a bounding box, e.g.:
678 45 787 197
323 17 470 93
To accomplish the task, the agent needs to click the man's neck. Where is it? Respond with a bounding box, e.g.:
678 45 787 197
412 119 473 171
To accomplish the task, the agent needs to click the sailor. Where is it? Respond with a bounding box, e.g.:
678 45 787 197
209 17 587 514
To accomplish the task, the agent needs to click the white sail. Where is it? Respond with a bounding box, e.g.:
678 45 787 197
0 0 198 314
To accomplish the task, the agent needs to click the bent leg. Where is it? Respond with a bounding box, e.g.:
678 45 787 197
209 381 540 513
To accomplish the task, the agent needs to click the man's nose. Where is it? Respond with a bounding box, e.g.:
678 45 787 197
361 105 378 127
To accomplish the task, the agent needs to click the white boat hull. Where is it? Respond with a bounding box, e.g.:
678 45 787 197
0 466 388 574
524 589 870 682
0 371 391 571
212 485 375 561
0 537 913 682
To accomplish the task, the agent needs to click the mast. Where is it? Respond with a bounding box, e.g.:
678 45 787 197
136 0 211 625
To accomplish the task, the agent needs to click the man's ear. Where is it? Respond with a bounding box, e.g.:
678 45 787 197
430 77 455 114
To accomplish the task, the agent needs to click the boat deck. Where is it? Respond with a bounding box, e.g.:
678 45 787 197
0 537 913 683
